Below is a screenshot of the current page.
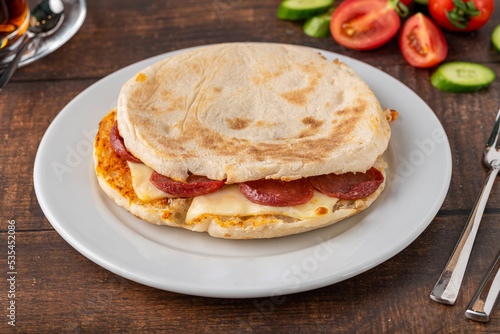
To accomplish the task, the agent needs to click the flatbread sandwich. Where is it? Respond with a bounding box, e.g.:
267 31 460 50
93 43 393 239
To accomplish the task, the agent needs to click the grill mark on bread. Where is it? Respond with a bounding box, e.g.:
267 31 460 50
168 105 362 162
298 130 314 138
168 96 185 112
118 43 391 182
280 77 318 106
131 98 365 168
226 117 251 130
302 116 324 129
279 62 323 106
336 105 364 115
298 115 324 139
251 65 289 86
255 120 275 128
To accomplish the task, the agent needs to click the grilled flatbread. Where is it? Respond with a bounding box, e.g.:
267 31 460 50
117 43 390 183
94 110 387 239
94 43 392 239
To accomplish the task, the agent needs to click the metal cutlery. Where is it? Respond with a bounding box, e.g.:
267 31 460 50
0 0 64 89
465 249 500 322
430 107 500 305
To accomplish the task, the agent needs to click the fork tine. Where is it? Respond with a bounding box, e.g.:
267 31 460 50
486 108 500 151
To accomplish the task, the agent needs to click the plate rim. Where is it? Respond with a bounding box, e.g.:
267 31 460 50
33 43 452 298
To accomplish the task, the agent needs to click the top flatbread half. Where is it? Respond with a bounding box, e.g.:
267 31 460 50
117 43 391 183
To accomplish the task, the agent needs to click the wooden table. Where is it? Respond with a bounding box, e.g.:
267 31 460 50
2 0 500 332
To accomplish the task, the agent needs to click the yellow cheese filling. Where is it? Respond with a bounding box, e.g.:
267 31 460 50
127 162 174 201
127 163 339 223
186 185 338 223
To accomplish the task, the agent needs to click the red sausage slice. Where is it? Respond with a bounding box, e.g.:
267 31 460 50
109 121 142 163
309 167 384 200
239 179 314 207
150 172 225 197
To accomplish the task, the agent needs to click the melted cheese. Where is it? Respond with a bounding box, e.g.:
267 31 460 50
186 185 338 223
127 163 340 222
127 162 174 201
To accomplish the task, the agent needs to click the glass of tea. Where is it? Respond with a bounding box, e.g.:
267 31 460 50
0 0 29 51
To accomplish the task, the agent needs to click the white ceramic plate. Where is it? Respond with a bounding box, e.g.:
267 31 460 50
34 44 452 298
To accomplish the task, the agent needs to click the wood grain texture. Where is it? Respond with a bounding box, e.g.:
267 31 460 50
1 216 499 333
1 0 500 332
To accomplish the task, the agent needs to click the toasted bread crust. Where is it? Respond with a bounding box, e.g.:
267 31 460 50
117 43 391 183
94 109 192 227
94 110 387 239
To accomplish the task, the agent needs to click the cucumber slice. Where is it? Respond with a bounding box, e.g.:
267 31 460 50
303 8 334 37
277 0 334 21
492 24 500 53
431 62 496 93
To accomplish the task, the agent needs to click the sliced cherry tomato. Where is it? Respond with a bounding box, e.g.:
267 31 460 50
150 172 224 197
330 0 401 50
428 0 494 31
399 13 448 68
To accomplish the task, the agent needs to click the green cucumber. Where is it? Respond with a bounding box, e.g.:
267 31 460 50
414 0 428 5
303 8 335 37
277 0 334 21
431 62 495 93
492 24 500 53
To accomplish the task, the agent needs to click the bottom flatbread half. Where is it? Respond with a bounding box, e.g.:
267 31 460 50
94 110 387 239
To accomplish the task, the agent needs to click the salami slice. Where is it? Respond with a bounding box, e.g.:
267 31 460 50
150 172 225 197
239 179 314 207
309 167 384 200
109 121 142 163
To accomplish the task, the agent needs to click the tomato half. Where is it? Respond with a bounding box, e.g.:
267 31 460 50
399 13 448 68
330 0 401 50
428 0 494 31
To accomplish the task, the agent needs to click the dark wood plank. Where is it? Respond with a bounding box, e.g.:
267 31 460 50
13 0 500 81
1 214 498 332
1 0 500 332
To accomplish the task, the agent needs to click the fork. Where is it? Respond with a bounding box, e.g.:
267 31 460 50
465 249 500 322
430 107 500 305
